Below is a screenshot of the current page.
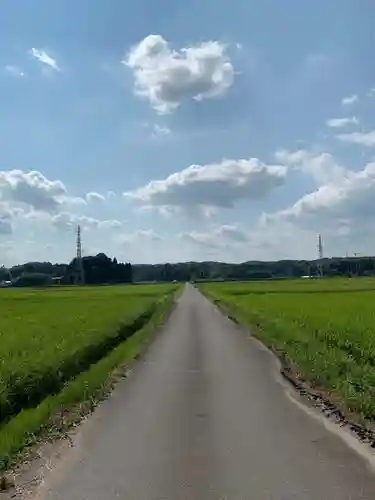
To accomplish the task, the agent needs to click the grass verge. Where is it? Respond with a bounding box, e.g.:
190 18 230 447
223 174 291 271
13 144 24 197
0 290 177 473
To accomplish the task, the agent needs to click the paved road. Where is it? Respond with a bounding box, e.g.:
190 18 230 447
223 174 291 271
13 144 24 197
38 284 375 499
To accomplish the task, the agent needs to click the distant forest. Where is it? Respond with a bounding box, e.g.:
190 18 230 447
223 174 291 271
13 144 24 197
1 253 375 286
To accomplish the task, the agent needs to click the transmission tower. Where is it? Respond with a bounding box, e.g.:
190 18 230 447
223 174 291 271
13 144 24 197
75 225 85 285
353 252 361 276
317 233 324 277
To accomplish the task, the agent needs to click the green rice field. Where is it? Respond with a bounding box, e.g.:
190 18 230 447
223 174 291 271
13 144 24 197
200 278 375 421
0 284 177 426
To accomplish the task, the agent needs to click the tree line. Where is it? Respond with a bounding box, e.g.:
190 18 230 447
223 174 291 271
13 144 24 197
131 257 375 282
1 255 375 286
65 253 133 285
0 253 133 286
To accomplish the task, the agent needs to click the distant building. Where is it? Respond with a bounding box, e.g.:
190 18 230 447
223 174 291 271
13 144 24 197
51 276 63 285
0 280 12 287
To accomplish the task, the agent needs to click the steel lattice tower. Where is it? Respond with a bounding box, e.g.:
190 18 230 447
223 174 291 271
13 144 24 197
318 234 323 259
76 225 85 285
317 233 324 277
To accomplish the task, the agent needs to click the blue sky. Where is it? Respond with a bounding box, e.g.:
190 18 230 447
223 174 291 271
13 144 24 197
0 0 375 265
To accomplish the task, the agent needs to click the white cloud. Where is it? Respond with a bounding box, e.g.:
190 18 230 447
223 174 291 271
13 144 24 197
215 224 250 242
0 168 126 261
0 171 96 219
274 149 347 185
177 223 292 261
0 207 12 234
51 212 91 231
0 170 68 212
136 229 162 240
51 212 121 232
124 34 234 114
181 230 221 248
181 224 250 248
263 159 375 237
29 48 60 72
341 94 358 106
86 192 106 203
337 130 375 147
152 124 171 137
4 65 25 77
0 202 27 234
118 229 163 244
63 195 87 207
98 219 122 230
124 157 287 212
326 116 358 128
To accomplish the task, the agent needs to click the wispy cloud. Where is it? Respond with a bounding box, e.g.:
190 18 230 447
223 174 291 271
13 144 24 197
29 48 61 72
86 192 106 203
152 124 171 138
274 149 347 185
4 65 25 77
341 94 358 106
337 130 375 147
327 117 358 128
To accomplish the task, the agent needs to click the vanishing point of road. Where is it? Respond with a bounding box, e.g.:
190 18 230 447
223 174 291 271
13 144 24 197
37 284 375 499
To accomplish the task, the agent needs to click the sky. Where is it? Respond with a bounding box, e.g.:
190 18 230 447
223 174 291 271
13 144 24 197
1 0 375 265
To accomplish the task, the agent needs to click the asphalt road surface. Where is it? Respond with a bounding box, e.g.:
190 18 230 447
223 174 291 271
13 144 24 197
38 284 375 499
